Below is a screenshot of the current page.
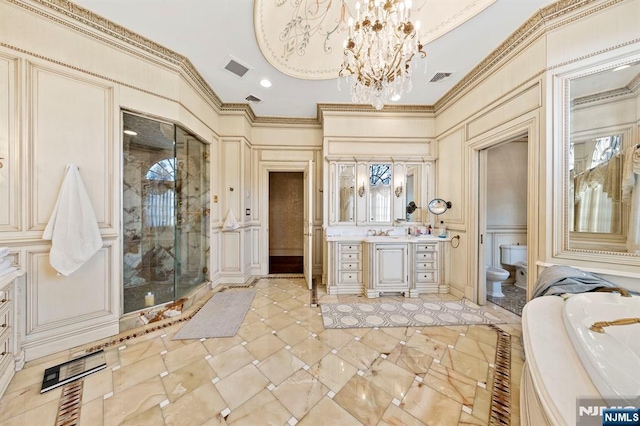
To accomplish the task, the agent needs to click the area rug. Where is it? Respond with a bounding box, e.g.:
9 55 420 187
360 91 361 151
321 298 504 329
486 284 526 316
172 290 256 339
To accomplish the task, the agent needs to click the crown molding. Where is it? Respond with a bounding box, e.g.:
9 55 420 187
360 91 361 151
317 103 436 124
434 0 625 113
13 0 630 125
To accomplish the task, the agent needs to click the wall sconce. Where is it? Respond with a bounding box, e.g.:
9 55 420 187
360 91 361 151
358 182 365 198
394 182 403 198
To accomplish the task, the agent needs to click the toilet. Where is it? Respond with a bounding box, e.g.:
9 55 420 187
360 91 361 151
486 265 509 297
501 243 528 289
486 244 527 297
514 261 527 290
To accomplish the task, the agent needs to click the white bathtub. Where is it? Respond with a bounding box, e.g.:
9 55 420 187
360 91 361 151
563 293 640 405
520 292 640 425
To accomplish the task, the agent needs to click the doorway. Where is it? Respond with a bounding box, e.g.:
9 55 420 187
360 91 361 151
268 172 304 274
477 135 529 316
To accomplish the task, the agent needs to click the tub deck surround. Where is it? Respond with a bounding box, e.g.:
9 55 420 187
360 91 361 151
326 235 451 297
0 277 524 425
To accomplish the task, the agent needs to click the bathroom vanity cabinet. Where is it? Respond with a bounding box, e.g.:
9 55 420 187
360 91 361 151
364 242 410 298
327 237 447 297
0 269 25 399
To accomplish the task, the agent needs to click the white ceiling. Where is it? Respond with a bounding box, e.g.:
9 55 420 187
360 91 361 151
71 0 557 118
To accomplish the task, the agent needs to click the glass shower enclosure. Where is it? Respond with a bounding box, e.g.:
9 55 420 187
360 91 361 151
122 112 210 313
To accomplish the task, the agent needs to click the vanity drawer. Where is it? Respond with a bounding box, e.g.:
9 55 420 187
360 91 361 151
0 302 11 332
415 271 438 283
0 291 9 312
340 252 361 262
338 271 362 284
415 251 437 261
0 325 10 358
415 244 437 253
339 261 361 271
338 243 361 253
415 261 437 271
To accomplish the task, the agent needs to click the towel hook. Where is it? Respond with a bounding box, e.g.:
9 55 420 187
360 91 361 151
0 156 4 169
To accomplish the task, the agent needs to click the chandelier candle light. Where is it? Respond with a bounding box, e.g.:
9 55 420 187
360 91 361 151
340 0 426 110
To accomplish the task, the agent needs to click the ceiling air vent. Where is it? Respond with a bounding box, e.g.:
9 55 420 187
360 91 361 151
245 94 262 103
224 58 250 78
429 72 453 83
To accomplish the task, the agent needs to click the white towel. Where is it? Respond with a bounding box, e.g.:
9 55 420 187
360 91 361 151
0 247 8 258
43 164 103 276
223 209 240 231
0 266 16 277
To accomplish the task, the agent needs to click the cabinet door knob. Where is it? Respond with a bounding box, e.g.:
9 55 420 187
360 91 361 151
0 324 5 328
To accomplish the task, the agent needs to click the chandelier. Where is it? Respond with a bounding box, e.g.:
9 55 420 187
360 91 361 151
339 0 426 110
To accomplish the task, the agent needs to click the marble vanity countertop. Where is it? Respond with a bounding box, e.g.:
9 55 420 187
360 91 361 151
326 235 451 242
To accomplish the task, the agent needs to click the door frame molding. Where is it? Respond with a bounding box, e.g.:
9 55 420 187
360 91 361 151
259 161 313 276
466 113 539 304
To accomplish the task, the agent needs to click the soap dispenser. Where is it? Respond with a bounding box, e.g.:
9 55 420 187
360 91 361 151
438 220 447 238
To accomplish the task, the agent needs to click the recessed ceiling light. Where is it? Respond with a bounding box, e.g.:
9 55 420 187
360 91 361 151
259 79 272 88
391 94 401 101
613 64 631 72
123 129 137 136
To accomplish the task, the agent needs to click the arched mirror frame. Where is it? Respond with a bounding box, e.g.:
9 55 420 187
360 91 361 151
554 53 640 267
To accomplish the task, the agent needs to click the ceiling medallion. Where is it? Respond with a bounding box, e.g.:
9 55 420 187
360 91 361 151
339 0 426 110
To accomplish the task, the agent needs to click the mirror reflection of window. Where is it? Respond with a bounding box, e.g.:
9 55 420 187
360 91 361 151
338 164 355 222
405 165 421 222
369 163 391 222
571 135 622 234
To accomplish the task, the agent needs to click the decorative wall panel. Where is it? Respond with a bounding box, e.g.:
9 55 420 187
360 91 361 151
25 245 113 335
0 54 19 232
28 64 113 231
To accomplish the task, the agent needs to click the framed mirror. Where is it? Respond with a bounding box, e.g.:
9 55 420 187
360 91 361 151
369 163 392 223
338 163 355 223
564 57 640 255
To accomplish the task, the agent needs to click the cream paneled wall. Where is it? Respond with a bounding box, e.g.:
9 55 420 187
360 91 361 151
435 0 640 300
0 0 228 359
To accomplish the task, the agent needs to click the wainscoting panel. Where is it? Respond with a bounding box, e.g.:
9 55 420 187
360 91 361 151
22 242 119 360
221 231 241 272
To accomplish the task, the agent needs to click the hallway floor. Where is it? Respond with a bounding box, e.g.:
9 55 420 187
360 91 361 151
0 278 523 425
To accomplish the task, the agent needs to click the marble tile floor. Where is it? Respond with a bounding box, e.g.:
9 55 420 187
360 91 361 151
0 278 524 425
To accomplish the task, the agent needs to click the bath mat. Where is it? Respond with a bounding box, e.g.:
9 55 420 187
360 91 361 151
173 290 256 339
321 298 504 329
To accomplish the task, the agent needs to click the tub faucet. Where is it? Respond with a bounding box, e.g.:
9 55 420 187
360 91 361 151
589 317 640 333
